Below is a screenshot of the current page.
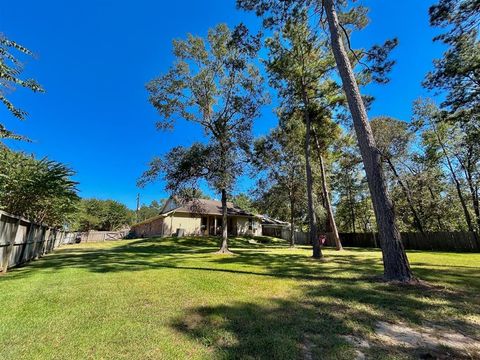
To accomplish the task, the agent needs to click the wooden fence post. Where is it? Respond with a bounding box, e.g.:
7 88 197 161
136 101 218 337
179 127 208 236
41 228 50 257
19 223 33 264
2 219 21 274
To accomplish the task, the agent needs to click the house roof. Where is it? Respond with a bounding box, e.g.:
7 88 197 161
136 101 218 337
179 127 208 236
260 215 290 226
161 198 258 218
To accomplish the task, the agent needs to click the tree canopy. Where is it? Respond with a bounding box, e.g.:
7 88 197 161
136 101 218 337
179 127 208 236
0 148 78 226
141 24 267 253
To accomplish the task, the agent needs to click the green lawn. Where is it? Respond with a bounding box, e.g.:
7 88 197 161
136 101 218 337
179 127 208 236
0 237 479 359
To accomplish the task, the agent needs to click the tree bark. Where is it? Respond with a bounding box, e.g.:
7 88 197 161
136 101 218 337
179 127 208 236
323 0 413 281
385 158 426 235
462 152 480 231
347 184 356 233
289 189 296 247
312 128 343 250
467 179 480 231
216 188 232 254
432 123 475 233
302 95 322 258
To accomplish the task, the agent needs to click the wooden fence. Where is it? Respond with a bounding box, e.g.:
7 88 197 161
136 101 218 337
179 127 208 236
76 230 129 243
335 232 480 252
0 210 67 273
275 228 480 252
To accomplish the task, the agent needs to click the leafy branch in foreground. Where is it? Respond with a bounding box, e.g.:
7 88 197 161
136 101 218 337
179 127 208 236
0 34 44 141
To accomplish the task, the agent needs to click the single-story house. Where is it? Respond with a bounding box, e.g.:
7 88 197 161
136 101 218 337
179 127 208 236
260 215 290 238
131 197 262 238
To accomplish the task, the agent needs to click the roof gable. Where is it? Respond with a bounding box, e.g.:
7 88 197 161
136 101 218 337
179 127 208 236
160 197 256 217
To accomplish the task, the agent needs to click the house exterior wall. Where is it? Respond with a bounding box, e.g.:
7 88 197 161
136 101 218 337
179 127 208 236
131 213 262 238
252 218 262 236
236 217 250 235
235 217 262 236
131 217 165 238
164 213 202 236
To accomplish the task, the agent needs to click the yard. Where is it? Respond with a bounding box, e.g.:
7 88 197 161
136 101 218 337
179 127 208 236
0 237 479 359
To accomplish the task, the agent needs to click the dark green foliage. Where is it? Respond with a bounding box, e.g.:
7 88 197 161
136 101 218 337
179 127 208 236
252 113 306 224
0 148 78 226
140 22 268 256
425 0 480 115
141 24 267 198
231 193 257 213
75 198 134 231
136 200 166 223
238 0 399 85
141 24 267 251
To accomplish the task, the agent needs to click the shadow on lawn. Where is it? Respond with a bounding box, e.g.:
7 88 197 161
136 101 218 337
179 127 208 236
172 283 477 359
3 237 479 292
1 237 381 282
2 237 478 359
172 299 356 360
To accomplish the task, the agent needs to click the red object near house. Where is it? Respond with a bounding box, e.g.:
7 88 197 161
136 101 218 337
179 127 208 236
319 234 326 245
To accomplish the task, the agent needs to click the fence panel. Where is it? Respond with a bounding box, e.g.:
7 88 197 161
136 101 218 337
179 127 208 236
0 211 64 273
333 231 479 252
80 230 128 243
272 227 479 252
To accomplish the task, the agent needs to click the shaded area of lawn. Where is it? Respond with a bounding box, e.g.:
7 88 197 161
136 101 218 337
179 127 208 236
0 236 479 359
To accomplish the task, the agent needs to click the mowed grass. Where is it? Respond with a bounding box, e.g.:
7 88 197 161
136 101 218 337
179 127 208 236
0 237 479 360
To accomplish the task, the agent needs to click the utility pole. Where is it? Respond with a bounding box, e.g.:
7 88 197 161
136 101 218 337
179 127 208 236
136 193 140 223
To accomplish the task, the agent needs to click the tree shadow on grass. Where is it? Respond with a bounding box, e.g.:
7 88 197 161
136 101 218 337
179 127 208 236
2 236 478 358
3 237 479 293
172 299 357 360
1 236 392 287
172 283 478 359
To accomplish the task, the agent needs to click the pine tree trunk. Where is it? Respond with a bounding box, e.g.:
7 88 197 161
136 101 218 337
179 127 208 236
216 188 232 254
289 191 296 247
433 125 475 234
385 158 425 235
323 0 413 281
427 185 444 231
348 185 356 233
464 167 480 232
302 93 322 258
312 128 343 250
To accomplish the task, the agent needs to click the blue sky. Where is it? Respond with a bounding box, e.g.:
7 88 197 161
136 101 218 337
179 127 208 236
1 0 444 209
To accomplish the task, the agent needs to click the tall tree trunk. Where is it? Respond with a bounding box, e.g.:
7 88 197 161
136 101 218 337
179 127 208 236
348 184 356 233
312 128 343 250
323 0 413 281
432 124 475 233
385 158 426 235
289 191 296 247
302 93 322 258
216 188 232 254
427 185 444 231
462 153 480 231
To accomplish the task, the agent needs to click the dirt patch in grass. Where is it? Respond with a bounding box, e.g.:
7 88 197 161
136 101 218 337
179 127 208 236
374 321 480 359
343 321 480 359
341 335 370 360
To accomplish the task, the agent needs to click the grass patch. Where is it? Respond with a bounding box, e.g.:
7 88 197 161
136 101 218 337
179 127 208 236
0 236 478 359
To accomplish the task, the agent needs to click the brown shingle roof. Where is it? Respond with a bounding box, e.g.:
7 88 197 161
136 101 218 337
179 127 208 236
162 198 256 217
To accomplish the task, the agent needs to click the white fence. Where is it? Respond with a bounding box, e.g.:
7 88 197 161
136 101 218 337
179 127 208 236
0 210 67 273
